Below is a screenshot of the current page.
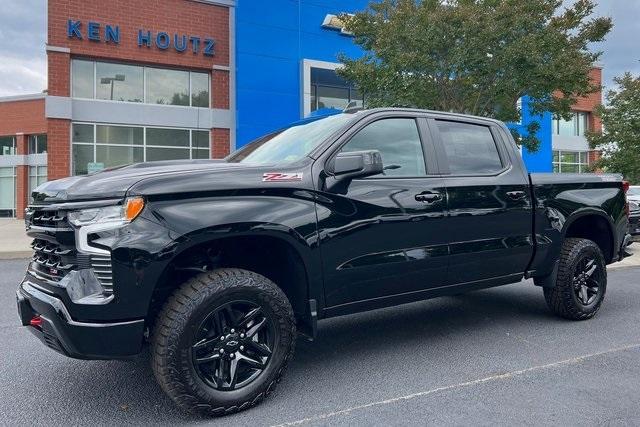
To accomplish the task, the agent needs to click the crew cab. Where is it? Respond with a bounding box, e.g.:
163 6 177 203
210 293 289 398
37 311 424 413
16 108 631 416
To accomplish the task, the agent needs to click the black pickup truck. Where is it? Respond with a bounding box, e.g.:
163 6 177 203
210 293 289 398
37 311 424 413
17 108 631 416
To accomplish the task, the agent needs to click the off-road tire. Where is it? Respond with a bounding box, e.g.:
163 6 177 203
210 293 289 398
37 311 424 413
543 238 607 320
151 268 296 416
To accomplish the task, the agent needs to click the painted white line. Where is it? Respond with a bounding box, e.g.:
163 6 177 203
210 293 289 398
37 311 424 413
273 342 640 427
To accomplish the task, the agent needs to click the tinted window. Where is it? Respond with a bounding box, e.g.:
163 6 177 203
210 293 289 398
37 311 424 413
437 121 503 174
0 136 15 155
146 67 189 106
190 72 210 107
146 128 189 147
340 118 426 177
72 59 94 99
96 125 143 145
96 62 143 102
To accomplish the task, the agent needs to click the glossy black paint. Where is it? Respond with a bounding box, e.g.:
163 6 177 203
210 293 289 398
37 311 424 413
18 108 629 359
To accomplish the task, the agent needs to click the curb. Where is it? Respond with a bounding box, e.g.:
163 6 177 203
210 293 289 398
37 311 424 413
0 251 33 260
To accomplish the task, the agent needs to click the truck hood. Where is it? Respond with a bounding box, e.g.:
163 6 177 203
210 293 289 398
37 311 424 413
31 160 251 204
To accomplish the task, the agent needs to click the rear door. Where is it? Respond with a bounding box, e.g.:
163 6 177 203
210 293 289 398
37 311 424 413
429 117 534 285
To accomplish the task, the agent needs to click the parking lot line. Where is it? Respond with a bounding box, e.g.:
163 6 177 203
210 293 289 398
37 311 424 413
273 342 640 427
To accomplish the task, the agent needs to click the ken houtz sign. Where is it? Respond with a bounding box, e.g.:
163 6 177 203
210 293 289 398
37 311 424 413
66 20 215 56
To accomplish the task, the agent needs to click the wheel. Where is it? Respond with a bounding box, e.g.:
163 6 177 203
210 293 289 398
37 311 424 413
543 238 607 320
151 268 296 416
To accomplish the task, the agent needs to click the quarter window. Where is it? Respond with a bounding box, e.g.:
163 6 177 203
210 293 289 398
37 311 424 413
340 118 426 177
437 121 503 175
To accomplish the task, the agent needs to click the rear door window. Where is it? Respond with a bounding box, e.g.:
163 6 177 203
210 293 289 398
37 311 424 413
436 121 503 175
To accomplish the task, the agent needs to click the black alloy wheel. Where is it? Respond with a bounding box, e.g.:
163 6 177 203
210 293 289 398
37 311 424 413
151 269 296 416
572 256 603 307
191 301 276 391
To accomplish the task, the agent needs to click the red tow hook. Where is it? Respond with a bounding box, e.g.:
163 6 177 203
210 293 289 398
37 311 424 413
29 316 43 328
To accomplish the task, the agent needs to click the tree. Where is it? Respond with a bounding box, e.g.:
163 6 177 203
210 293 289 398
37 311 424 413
338 0 612 152
587 73 640 182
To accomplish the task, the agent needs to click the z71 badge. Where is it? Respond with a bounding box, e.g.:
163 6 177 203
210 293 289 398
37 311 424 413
262 172 303 182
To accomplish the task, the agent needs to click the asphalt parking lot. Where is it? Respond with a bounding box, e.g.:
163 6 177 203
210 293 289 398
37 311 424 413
2 258 640 426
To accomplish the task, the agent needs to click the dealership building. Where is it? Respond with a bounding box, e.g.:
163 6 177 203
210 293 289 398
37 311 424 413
0 0 603 218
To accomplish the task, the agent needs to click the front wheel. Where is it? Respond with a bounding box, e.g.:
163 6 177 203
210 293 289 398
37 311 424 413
543 238 607 320
151 269 296 416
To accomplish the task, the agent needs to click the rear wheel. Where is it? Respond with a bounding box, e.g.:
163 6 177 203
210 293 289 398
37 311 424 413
543 238 607 320
151 269 296 416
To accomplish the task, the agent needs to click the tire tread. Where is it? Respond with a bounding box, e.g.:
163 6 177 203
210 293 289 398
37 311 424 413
151 268 296 416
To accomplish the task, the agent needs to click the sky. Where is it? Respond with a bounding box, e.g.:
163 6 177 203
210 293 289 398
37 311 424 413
0 0 637 97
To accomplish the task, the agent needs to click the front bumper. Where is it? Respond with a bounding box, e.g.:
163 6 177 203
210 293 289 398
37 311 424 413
17 281 145 360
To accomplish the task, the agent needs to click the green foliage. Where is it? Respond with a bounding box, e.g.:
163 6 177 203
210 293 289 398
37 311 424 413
338 0 612 152
587 73 640 183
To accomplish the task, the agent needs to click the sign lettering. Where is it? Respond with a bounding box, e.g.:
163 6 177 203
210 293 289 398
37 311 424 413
67 20 214 56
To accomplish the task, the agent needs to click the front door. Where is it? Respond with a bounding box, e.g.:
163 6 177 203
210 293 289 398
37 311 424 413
315 116 449 309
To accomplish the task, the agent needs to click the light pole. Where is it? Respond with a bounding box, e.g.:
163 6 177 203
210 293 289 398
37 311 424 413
100 74 126 100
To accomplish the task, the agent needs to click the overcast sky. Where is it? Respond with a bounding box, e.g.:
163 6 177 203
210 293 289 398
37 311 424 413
0 0 637 97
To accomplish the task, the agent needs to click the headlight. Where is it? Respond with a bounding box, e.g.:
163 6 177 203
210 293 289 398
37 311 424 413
68 197 145 227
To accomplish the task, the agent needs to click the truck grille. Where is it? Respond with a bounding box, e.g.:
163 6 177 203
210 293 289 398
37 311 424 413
30 238 77 282
26 207 114 295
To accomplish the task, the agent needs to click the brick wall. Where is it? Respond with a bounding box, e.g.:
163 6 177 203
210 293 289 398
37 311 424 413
212 128 230 158
48 0 229 70
47 119 71 181
572 68 603 133
0 99 46 136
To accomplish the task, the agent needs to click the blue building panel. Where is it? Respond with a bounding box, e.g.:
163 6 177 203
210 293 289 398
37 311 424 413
235 0 552 173
507 96 553 173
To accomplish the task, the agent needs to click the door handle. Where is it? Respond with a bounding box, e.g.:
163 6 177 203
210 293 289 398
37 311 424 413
415 192 443 203
506 191 526 200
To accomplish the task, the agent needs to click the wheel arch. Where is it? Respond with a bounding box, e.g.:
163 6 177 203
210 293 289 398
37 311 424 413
148 226 318 335
561 209 616 263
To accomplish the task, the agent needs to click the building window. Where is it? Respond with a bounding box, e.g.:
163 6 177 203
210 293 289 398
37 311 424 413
0 167 16 217
28 134 47 154
72 59 209 108
552 112 589 137
72 123 210 175
310 67 363 113
0 136 15 155
28 166 47 200
552 150 589 173
96 62 144 102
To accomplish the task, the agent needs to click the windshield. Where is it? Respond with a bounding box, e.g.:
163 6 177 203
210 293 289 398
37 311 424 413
628 187 640 196
228 114 354 164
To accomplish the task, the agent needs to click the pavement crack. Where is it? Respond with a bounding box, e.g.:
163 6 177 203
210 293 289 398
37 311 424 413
273 342 640 427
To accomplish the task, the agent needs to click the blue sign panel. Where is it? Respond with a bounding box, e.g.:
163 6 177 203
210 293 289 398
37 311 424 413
66 20 215 56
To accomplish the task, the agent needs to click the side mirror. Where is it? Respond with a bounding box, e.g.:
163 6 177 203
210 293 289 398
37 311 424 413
326 150 384 181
